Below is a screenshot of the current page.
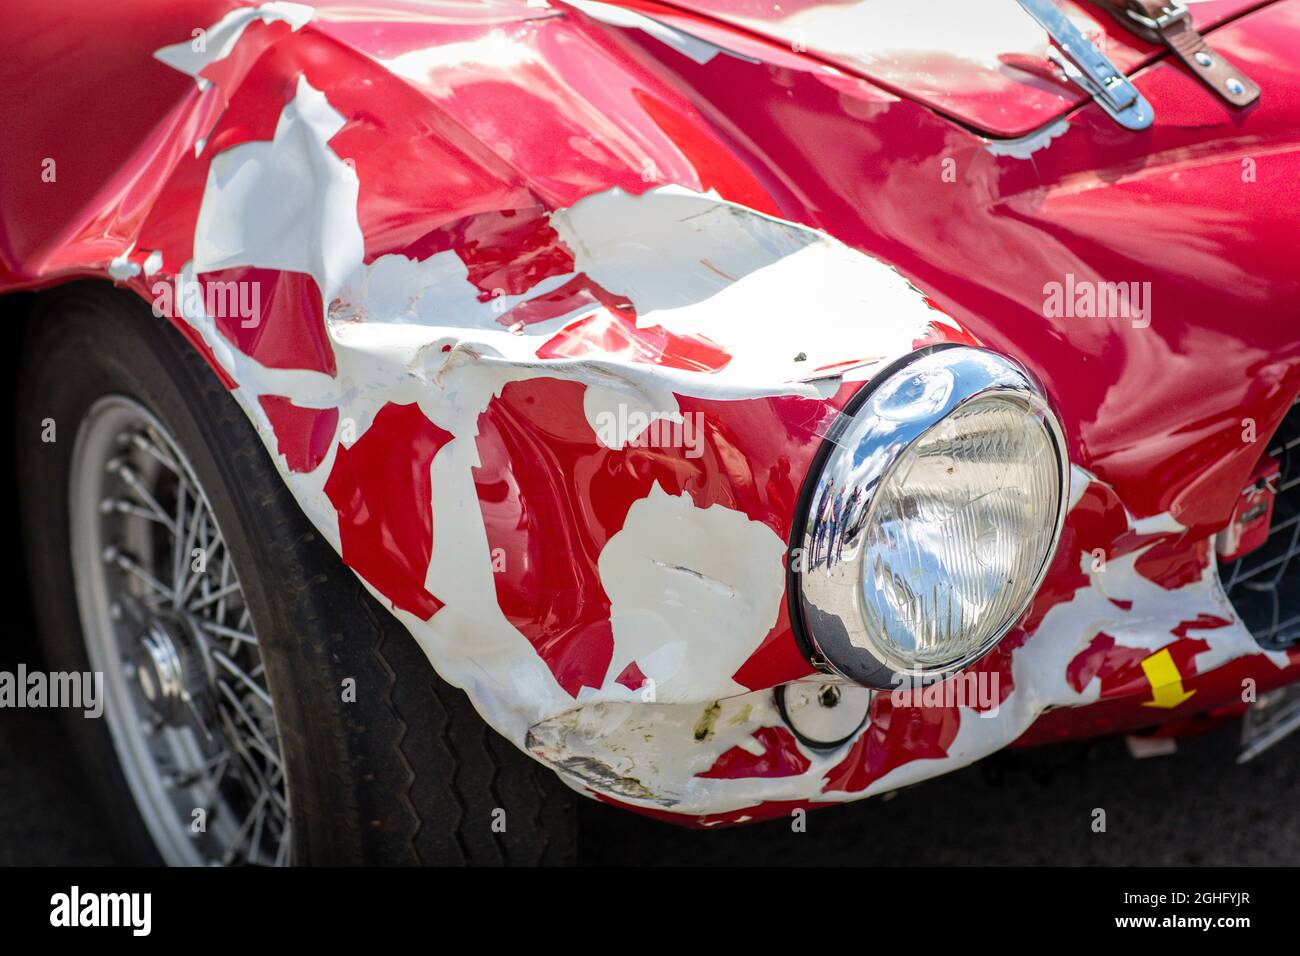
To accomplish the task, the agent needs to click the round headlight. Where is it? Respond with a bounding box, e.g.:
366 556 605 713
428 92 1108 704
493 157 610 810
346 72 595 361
795 346 1068 688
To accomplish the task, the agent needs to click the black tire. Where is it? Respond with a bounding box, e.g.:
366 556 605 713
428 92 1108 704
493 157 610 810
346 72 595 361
15 281 576 865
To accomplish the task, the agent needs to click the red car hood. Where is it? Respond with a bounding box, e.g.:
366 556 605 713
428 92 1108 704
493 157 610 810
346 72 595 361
613 0 1270 137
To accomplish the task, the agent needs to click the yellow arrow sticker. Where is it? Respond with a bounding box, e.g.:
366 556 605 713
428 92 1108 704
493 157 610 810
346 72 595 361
1140 648 1196 709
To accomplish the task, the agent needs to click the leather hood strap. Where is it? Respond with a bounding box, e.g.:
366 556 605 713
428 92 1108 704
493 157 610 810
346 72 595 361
1094 0 1260 107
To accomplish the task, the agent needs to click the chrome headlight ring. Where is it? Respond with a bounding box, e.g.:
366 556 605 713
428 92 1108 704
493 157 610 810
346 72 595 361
792 345 1070 690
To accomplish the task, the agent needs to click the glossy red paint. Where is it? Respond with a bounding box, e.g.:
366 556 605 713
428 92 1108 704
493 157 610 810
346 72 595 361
1019 644 1300 745
1217 455 1280 561
398 199 739 370
324 401 453 620
697 725 811 779
2 0 1299 824
593 3 1300 532
824 640 1017 794
614 660 649 690
1067 632 1149 695
535 307 734 372
258 395 339 473
825 693 962 794
498 273 634 329
402 206 576 300
199 268 336 375
472 376 827 695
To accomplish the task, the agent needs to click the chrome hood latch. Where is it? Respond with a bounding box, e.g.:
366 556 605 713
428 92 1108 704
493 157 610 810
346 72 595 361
1016 0 1154 130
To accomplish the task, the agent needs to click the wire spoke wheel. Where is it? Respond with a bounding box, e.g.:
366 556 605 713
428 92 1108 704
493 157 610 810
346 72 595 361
69 395 289 866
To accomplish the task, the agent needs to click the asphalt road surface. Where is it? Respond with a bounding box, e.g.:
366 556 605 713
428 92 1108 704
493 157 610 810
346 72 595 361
4 664 1297 866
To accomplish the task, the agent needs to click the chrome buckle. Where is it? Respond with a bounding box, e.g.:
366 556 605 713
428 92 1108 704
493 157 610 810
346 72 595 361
1123 1 1189 33
1017 0 1154 130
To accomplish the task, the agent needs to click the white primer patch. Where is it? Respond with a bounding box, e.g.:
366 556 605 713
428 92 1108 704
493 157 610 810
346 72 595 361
154 2 314 91
194 75 363 302
178 119 937 749
596 483 788 703
107 245 140 280
550 186 930 387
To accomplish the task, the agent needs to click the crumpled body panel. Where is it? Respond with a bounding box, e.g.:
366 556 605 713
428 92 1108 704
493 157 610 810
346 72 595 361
1 0 1298 823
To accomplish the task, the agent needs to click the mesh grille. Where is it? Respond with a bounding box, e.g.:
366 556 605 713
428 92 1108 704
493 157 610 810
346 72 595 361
1218 402 1300 651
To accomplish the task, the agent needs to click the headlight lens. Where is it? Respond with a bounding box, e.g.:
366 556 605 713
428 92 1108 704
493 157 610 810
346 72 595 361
796 347 1068 688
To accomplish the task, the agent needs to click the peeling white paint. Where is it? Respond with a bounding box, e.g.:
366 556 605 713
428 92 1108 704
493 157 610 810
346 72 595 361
1067 463 1092 512
154 2 314 91
194 75 363 302
596 483 788 703
107 245 140 280
551 186 930 387
171 73 940 758
985 119 1070 159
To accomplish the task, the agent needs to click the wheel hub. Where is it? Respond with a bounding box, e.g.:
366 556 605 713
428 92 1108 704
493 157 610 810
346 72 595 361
133 613 211 727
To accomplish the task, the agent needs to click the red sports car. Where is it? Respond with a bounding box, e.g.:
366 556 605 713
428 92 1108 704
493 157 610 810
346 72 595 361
2 0 1297 865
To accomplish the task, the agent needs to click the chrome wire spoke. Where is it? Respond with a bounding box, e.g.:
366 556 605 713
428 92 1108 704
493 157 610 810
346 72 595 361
274 821 291 867
221 663 274 716
176 497 208 608
167 749 229 790
198 620 258 646
106 458 177 535
190 580 242 615
213 677 285 789
171 480 187 598
103 546 176 604
240 792 271 867
130 429 184 478
101 497 174 527
216 703 288 817
215 549 232 622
